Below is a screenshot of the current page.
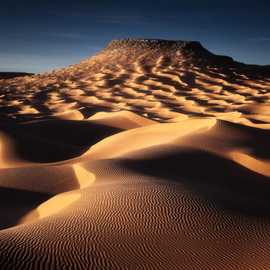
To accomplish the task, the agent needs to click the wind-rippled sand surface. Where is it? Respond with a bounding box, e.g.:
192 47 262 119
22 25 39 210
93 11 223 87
0 39 270 269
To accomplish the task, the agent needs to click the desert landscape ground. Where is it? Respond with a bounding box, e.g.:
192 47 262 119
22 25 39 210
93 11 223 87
0 39 270 269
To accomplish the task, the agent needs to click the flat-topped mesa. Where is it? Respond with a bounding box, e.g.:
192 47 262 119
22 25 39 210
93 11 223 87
104 39 204 51
101 38 234 65
67 37 262 77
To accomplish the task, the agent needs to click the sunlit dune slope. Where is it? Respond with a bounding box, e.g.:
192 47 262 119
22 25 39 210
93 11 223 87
0 39 270 269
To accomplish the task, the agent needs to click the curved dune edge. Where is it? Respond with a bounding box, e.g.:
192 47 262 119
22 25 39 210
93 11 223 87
0 119 123 169
19 192 81 225
84 117 270 178
229 151 270 177
0 163 95 194
88 110 157 129
87 117 217 159
52 110 85 120
1 164 96 228
73 164 96 188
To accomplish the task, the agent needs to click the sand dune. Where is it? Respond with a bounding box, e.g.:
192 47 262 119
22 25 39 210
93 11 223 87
88 110 157 129
0 39 270 269
0 119 122 167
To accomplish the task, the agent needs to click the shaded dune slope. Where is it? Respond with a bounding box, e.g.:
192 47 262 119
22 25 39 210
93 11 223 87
0 72 34 80
0 39 270 269
0 119 122 166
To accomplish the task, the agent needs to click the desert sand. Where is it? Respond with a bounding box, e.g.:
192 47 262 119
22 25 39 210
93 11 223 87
0 39 270 269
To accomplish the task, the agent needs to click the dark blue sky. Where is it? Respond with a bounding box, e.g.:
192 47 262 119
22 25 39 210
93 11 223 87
1 0 269 72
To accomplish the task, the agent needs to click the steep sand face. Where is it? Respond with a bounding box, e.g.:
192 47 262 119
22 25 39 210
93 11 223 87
0 39 270 269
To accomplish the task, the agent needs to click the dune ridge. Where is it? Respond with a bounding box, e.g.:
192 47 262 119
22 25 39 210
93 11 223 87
0 39 270 269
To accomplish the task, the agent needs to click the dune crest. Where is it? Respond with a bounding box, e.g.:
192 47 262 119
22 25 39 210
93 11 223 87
88 118 217 159
73 164 96 188
88 110 157 129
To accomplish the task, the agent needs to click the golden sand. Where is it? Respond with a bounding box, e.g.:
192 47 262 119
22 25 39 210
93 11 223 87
0 39 270 269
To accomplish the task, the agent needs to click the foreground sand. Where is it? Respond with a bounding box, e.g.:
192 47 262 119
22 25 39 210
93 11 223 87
0 39 270 269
